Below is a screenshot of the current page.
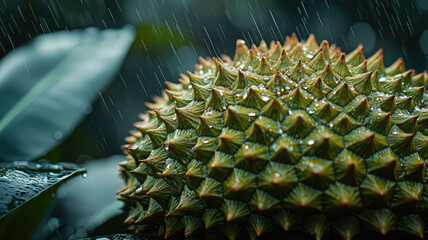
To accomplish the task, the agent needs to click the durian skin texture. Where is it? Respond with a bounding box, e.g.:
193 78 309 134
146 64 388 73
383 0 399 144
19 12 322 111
118 33 428 240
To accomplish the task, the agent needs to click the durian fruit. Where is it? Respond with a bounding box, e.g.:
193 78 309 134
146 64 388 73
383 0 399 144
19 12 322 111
117 33 428 240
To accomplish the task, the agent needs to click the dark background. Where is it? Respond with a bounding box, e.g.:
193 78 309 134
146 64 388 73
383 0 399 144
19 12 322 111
1 0 427 162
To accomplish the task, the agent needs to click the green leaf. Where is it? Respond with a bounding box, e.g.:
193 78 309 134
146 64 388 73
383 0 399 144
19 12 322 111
0 26 135 162
0 161 85 239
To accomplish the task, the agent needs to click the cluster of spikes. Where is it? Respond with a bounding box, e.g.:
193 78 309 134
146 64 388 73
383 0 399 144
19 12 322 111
118 33 428 240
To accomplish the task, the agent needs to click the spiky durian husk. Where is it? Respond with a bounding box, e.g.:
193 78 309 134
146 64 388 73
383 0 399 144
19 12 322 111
118 33 428 240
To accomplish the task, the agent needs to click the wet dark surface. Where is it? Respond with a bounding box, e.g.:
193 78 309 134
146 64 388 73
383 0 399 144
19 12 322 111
0 161 85 217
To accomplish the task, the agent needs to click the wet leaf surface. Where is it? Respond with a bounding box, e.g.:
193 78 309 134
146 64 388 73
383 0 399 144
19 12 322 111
0 161 85 218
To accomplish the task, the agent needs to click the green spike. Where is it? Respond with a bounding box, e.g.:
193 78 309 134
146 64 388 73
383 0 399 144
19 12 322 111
413 107 428 132
328 82 358 107
282 110 316 139
303 214 330 240
237 86 273 109
217 128 244 154
411 71 427 87
275 49 294 73
377 94 397 113
270 134 301 164
166 196 180 217
312 40 330 60
332 216 360 240
130 161 154 178
414 132 428 159
258 162 298 198
324 182 362 216
214 60 236 87
281 86 313 109
352 60 368 74
396 96 416 112
305 77 332 100
147 178 171 204
346 71 373 95
176 186 204 213
367 49 385 75
268 41 283 62
248 214 274 238
182 215 203 237
187 70 207 85
141 147 168 172
308 99 341 124
255 57 276 75
144 198 164 220
288 60 313 81
192 137 216 162
334 150 366 186
127 135 153 161
159 159 186 193
260 98 289 121
224 105 258 131
392 110 419 133
345 127 388 158
391 181 424 213
223 168 256 201
397 215 425 239
301 126 344 160
172 95 192 108
388 126 416 157
185 159 206 189
346 44 365 66
175 101 205 129
359 208 397 235
205 87 234 112
404 86 424 105
308 51 327 71
245 116 282 145
289 44 308 62
231 70 264 90
266 71 296 96
197 177 223 205
401 69 415 86
233 39 249 66
202 208 225 229
366 148 401 180
386 58 405 76
305 34 319 51
274 210 301 232
164 217 184 239
364 110 394 135
196 109 223 137
221 200 250 222
191 82 211 101
402 153 426 182
162 129 197 163
242 49 259 71
331 113 361 135
370 70 386 92
296 157 335 190
319 64 341 87
234 142 269 173
360 174 395 207
249 189 280 212
135 175 156 196
125 202 144 224
380 76 403 93
221 223 243 240
207 151 234 181
284 183 323 213
155 110 177 134
332 53 351 76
